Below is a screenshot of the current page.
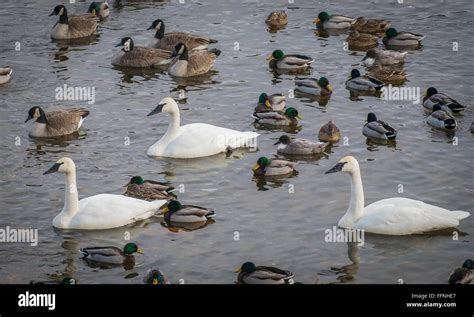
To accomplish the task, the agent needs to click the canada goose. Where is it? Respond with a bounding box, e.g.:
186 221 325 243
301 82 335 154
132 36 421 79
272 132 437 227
325 156 470 235
252 107 301 127
80 243 143 265
362 48 407 68
448 259 473 284
265 11 288 28
267 50 314 70
318 121 341 142
168 43 220 77
423 87 466 113
313 11 354 29
362 112 397 141
383 28 424 49
254 93 286 112
252 156 297 177
0 66 12 84
294 77 333 97
346 69 384 93
147 19 217 51
112 37 173 68
143 268 170 284
351 17 390 34
159 200 215 224
49 5 98 40
274 135 329 156
427 104 457 131
25 106 89 138
88 2 110 19
235 262 294 284
346 30 379 51
123 176 176 201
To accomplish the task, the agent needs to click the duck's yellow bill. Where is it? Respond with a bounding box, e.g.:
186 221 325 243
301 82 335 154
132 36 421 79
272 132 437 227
252 163 260 171
152 278 159 285
91 9 96 16
137 248 145 254
265 100 272 108
266 55 273 61
161 206 169 214
313 18 320 24
234 268 242 273
327 84 333 92
296 115 303 120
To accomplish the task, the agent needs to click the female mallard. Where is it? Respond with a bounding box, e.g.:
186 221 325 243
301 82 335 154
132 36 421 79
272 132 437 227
267 50 314 70
362 48 407 68
367 65 407 85
318 121 341 142
88 2 110 19
255 93 286 113
449 259 473 284
124 176 176 201
80 243 144 265
427 104 457 131
313 11 354 29
143 268 170 284
0 66 12 85
112 37 173 68
346 69 384 93
253 107 301 127
351 16 390 34
265 11 288 28
382 28 424 49
49 5 98 40
147 19 217 51
346 31 378 51
274 135 329 156
252 156 296 177
363 112 397 141
25 106 89 138
294 77 333 97
168 43 220 77
160 200 215 224
235 262 294 284
423 87 466 113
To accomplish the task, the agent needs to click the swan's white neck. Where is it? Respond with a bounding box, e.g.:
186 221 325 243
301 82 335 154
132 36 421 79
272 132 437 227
61 169 79 218
161 107 181 142
338 168 365 228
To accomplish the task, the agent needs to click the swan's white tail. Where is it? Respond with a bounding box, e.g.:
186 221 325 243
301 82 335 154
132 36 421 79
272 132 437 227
451 210 470 220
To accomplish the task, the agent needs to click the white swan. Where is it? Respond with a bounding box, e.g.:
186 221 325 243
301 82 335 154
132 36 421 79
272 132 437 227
147 97 259 158
325 156 470 235
43 157 166 230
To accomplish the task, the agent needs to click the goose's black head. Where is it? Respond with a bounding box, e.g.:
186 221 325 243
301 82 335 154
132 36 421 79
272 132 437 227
367 112 377 123
25 106 47 124
173 43 189 61
49 5 68 24
148 19 165 39
116 37 134 52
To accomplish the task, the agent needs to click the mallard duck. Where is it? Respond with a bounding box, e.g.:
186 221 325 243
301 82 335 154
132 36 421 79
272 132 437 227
25 106 89 138
313 11 354 29
383 28 424 48
252 107 301 127
346 31 378 50
168 43 220 77
274 135 329 156
235 262 294 284
319 121 341 142
267 50 314 70
362 48 407 68
423 87 466 113
363 113 397 141
30 277 76 285
351 16 390 34
0 66 12 84
265 11 288 28
49 5 98 40
147 19 217 51
427 105 457 131
449 259 473 284
160 200 215 224
112 37 173 68
80 243 144 265
294 77 333 97
88 2 110 19
143 268 170 284
255 93 286 112
346 69 384 93
252 156 296 177
367 65 407 85
123 176 176 201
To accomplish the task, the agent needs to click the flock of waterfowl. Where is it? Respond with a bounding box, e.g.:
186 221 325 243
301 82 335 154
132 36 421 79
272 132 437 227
1 3 471 285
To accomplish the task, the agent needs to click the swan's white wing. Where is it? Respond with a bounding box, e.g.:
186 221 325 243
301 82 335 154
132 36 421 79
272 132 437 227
67 194 166 229
354 197 469 235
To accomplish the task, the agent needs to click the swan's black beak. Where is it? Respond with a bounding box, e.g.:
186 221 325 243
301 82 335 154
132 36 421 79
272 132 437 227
325 162 345 174
43 162 64 175
25 115 33 123
147 103 165 116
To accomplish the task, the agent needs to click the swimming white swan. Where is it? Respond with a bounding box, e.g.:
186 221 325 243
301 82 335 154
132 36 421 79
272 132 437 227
325 156 470 235
43 157 166 229
147 97 259 158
